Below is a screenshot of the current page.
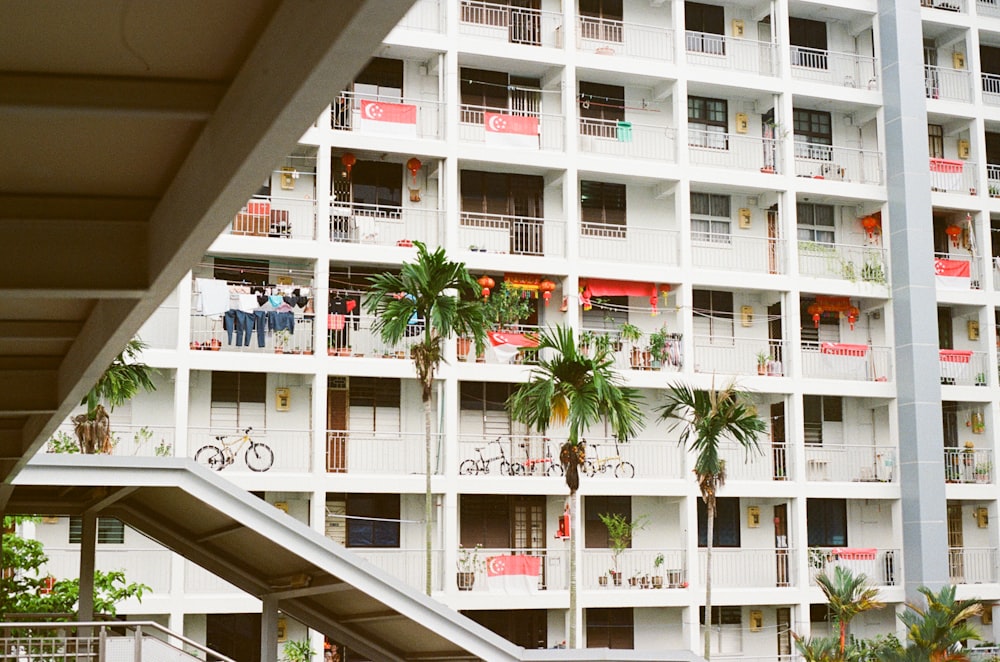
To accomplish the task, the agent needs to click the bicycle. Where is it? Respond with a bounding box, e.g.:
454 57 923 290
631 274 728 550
195 427 274 472
459 437 519 476
512 439 564 477
582 441 634 478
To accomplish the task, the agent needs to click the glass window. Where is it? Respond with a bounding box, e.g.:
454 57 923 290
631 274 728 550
797 203 835 243
693 288 734 340
352 161 402 210
688 97 728 149
685 2 725 54
793 109 833 160
691 192 731 243
697 497 741 547
346 494 400 548
928 124 944 159
581 181 626 234
584 495 632 548
789 17 828 69
586 608 634 649
69 517 125 544
806 499 848 547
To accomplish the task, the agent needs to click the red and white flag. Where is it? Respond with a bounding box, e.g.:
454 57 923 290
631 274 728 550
484 112 539 148
359 100 417 137
486 554 541 593
487 330 538 364
934 258 971 290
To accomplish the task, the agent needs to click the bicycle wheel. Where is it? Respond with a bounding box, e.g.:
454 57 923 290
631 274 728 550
614 461 635 479
195 445 225 471
502 461 524 477
245 442 274 472
459 459 478 475
545 462 564 477
582 460 597 477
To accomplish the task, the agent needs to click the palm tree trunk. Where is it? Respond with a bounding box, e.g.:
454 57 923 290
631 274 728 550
704 498 714 661
569 490 578 648
424 396 433 596
839 619 846 656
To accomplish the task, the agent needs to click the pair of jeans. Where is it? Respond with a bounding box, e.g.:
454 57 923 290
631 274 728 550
223 309 255 346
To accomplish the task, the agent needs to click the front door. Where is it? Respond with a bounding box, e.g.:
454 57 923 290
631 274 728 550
771 402 787 480
326 380 348 472
774 504 789 586
776 607 792 655
948 503 965 582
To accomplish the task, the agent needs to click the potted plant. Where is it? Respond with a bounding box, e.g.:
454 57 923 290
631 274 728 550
756 351 770 375
281 640 314 662
647 326 674 368
482 281 535 331
578 329 596 356
598 569 609 587
975 462 992 483
457 544 483 591
619 322 647 369
652 552 665 589
274 329 291 354
599 512 647 587
628 572 640 588
457 336 472 360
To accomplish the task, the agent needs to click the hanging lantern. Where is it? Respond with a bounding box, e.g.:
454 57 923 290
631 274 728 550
847 306 859 331
946 224 962 247
341 152 356 177
807 302 823 329
539 279 556 305
861 216 878 240
406 157 422 185
477 275 495 298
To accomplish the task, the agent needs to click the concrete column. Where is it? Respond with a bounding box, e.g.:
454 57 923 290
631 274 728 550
260 595 279 662
78 511 97 625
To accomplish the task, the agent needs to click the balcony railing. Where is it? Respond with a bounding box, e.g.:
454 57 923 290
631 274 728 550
988 164 1000 196
327 429 442 475
939 349 989 386
950 547 998 584
934 252 982 290
803 444 897 482
983 73 1000 105
582 549 686 589
688 131 782 173
330 202 440 247
808 548 899 586
459 104 563 151
602 332 684 374
692 336 785 377
137 302 179 349
43 548 173 593
389 0 442 33
576 17 674 61
190 314 315 355
981 0 1000 17
798 241 888 286
331 91 443 139
357 549 443 593
459 0 563 48
922 0 966 11
800 343 894 382
228 195 317 240
930 158 978 195
455 547 567 592
578 118 677 161
717 440 788 481
685 31 777 76
188 427 312 473
699 548 797 588
579 223 679 265
793 143 884 185
691 234 785 274
459 212 565 257
944 447 993 484
790 47 880 90
326 313 420 358
925 65 972 102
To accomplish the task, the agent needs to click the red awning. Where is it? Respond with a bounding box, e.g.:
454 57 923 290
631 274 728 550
579 279 668 313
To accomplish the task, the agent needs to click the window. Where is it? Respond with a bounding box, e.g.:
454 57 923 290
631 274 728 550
211 372 266 430
460 171 543 218
806 499 848 546
803 395 843 445
797 203 835 244
581 181 626 236
351 160 402 210
928 124 944 159
685 2 725 54
690 192 731 243
793 109 832 160
346 493 400 547
697 497 740 547
460 68 540 115
581 295 627 329
579 0 623 42
464 610 548 649
699 606 743 655
789 17 828 69
800 298 840 345
688 96 728 149
349 377 400 432
460 494 545 549
69 517 125 544
693 288 734 340
586 608 634 649
584 495 631 548
353 57 403 102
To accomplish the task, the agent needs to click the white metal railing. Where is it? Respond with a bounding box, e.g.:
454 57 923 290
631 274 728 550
983 73 1000 105
190 314 315 354
803 445 897 482
610 331 685 374
972 648 1000 662
579 223 679 265
329 202 440 247
459 212 564 257
42 548 173 593
939 349 989 386
790 47 879 90
929 158 978 195
187 427 312 473
951 548 998 584
356 549 443 592
688 131 782 173
46 423 176 458
934 252 982 290
576 17 674 61
798 241 889 285
136 303 179 349
692 336 785 377
184 559 243 593
988 164 1000 196
808 548 899 586
700 548 797 588
981 0 1000 17
578 118 677 161
227 195 316 241
685 31 777 76
326 429 442 475
389 0 441 32
325 313 421 358
923 0 966 11
456 547 566 592
582 549 686 589
944 447 993 483
925 65 972 102
457 434 557 477
691 234 785 274
800 343 894 382
793 143 884 185
459 0 563 48
458 104 564 151
330 90 443 139
718 440 787 481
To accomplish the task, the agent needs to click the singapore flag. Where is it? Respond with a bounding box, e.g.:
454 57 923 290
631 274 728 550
934 258 971 290
359 99 417 137
486 554 541 593
485 111 539 148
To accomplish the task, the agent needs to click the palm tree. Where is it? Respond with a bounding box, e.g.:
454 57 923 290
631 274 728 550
656 381 766 661
894 585 983 661
792 634 843 662
364 241 488 596
72 339 157 454
815 566 884 656
506 324 643 648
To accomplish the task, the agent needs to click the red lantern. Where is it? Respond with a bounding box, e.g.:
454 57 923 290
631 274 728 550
946 224 962 247
477 275 495 298
861 216 878 240
406 157 422 185
812 313 821 328
847 306 859 331
340 152 356 177
539 279 556 305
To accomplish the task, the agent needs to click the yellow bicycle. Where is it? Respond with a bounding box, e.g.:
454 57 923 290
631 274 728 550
195 427 273 472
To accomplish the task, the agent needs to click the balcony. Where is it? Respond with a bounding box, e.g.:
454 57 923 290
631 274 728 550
699 548 796 588
578 118 677 162
453 548 566 593
137 302 180 349
800 343 894 382
790 47 879 90
579 223 679 266
685 31 777 76
331 91 443 139
389 0 442 33
988 164 1000 196
327 429 441 475
944 447 993 483
925 65 973 102
934 253 982 291
43 548 173 593
949 547 998 584
358 549 444 593
327 313 420 358
459 105 563 151
803 444 897 482
190 313 315 355
983 73 1000 106
228 196 317 241
808 548 899 587
922 0 965 11
688 131 781 173
793 143 884 185
459 0 562 48
189 427 313 473
930 158 977 195
459 212 565 258
981 0 1000 18
717 440 788 481
576 17 674 61
692 337 785 377
691 234 786 275
939 349 989 385
582 549 686 590
330 202 440 247
798 241 888 286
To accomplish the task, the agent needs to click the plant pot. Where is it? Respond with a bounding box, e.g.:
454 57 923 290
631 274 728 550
628 577 638 588
274 347 284 354
189 341 201 351
610 571 622 587
457 337 471 361
640 576 650 589
652 575 663 589
598 575 608 587
457 572 475 591
757 364 766 375
395 350 406 359
210 339 221 351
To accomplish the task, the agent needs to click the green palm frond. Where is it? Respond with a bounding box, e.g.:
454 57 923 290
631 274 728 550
82 339 157 419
